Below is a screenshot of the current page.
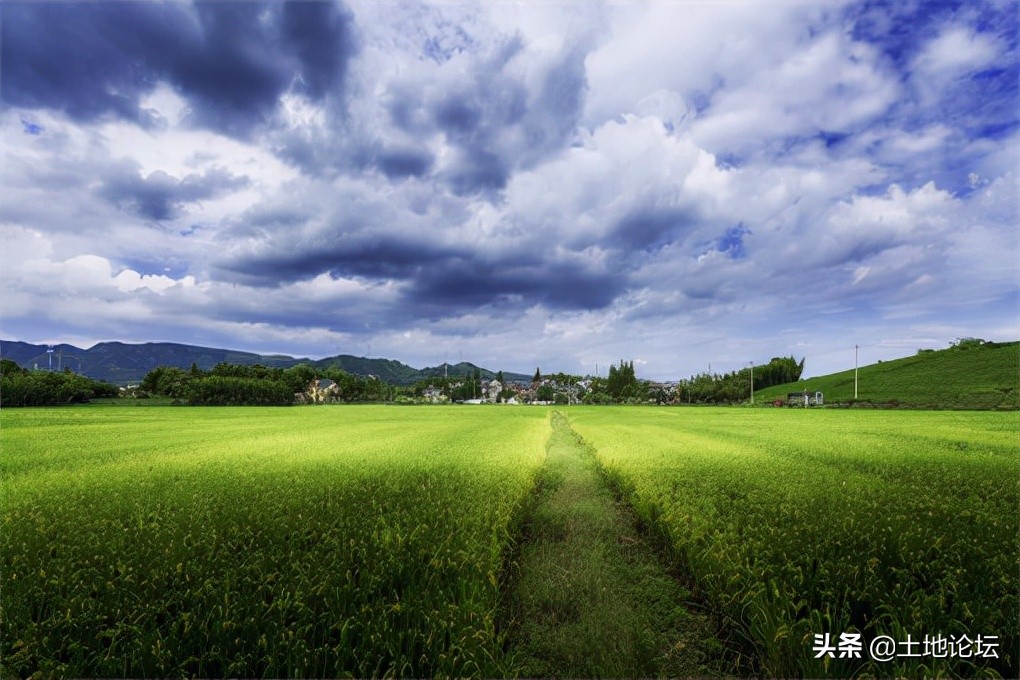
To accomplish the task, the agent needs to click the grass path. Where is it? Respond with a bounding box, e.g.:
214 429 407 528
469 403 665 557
502 412 726 677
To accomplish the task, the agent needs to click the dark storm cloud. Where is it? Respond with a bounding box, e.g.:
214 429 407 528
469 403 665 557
217 232 467 286
0 0 357 137
1 2 177 126
376 147 435 179
280 1 357 100
98 164 251 221
384 35 589 195
409 255 622 314
610 210 695 252
523 45 589 154
217 207 626 313
444 148 509 195
435 97 487 133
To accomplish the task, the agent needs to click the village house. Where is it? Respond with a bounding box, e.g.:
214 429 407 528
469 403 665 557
422 385 449 404
307 378 341 404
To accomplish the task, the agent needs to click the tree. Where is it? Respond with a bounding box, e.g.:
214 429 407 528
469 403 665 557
1 368 118 407
533 367 542 384
281 364 317 394
606 360 638 400
186 376 292 406
496 370 504 383
139 366 191 398
0 359 25 376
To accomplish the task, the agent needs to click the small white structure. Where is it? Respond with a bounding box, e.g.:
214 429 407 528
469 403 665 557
787 390 824 407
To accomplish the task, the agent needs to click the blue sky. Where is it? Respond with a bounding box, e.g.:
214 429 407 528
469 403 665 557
1 0 1017 379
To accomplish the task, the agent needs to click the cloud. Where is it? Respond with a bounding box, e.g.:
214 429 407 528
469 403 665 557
691 31 901 159
1 1 1016 380
98 163 251 221
912 26 1001 80
380 30 591 194
376 147 435 179
0 1 358 138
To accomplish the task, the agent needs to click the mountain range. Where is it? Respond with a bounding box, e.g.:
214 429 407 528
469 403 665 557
0 340 531 386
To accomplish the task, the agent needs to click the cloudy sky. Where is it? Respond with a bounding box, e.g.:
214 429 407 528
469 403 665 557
1 0 1017 380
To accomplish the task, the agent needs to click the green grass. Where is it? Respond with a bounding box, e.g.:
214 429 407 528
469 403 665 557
1 406 548 677
756 341 1019 409
502 412 724 677
87 396 177 406
564 406 1019 678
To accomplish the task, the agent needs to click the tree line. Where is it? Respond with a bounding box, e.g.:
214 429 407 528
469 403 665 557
2 354 807 407
139 362 390 406
673 356 805 404
0 360 119 406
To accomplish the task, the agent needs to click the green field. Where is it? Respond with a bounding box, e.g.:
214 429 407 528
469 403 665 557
2 405 1017 678
1 406 547 677
566 407 1019 677
756 341 1019 409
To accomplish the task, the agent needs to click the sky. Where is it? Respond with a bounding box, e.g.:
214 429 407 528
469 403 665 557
1 0 1017 380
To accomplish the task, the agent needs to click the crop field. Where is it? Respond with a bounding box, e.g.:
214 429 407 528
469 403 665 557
1 406 548 677
565 407 1019 677
2 405 1017 678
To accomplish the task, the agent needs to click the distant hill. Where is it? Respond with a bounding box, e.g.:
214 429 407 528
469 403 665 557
302 356 530 385
0 340 529 387
755 340 1019 409
419 361 530 384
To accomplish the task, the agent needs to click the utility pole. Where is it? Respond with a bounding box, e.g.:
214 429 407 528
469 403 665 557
854 344 859 399
749 361 754 404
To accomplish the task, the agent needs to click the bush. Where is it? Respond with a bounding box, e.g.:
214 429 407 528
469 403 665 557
186 376 293 406
0 368 120 407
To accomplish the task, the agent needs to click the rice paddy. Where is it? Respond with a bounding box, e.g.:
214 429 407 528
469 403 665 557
2 406 547 677
565 407 1019 677
2 405 1016 677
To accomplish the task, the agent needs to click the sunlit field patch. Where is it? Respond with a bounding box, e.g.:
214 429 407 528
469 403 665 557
1 406 548 678
564 407 1019 678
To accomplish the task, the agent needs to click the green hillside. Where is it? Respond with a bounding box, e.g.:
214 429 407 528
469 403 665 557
756 340 1019 409
418 362 531 384
310 355 426 385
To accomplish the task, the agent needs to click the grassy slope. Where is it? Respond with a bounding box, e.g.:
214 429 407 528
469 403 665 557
756 341 1019 408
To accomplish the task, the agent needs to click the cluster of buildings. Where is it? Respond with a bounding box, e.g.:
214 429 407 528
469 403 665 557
420 377 593 405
